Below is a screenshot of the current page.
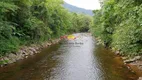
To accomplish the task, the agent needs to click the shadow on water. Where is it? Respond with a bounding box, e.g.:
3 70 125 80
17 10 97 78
94 45 138 80
0 33 139 80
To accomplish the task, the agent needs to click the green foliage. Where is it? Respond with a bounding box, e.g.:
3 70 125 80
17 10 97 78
92 0 142 56
0 60 8 65
0 21 20 55
0 2 18 13
0 0 92 55
70 13 93 32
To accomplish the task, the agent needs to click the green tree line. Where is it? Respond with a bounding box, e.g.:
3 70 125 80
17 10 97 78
92 0 142 56
0 0 92 56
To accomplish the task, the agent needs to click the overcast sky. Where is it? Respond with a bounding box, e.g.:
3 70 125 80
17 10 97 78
63 0 101 10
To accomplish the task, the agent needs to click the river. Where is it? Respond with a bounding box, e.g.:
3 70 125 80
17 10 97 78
0 33 138 80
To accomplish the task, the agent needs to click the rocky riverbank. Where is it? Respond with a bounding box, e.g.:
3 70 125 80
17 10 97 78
0 39 60 67
122 56 142 80
114 51 142 80
95 37 142 80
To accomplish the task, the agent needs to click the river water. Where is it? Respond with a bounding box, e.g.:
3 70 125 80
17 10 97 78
0 33 138 80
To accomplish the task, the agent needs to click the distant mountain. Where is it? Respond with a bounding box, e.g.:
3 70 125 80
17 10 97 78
63 2 94 16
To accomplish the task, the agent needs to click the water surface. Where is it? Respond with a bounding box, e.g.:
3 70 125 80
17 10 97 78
0 33 138 80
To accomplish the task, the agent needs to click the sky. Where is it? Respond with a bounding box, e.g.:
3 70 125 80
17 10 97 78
63 0 101 10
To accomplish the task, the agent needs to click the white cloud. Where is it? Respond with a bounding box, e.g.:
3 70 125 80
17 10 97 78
64 0 101 10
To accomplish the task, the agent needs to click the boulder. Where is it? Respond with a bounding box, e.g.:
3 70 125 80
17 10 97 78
8 54 17 60
138 77 142 80
16 53 23 60
122 57 128 60
134 56 141 60
115 51 120 55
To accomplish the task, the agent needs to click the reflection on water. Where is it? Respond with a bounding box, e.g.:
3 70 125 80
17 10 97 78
0 33 138 80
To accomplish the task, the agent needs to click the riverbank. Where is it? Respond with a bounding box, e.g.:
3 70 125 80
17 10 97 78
122 56 142 80
0 39 60 67
95 37 142 80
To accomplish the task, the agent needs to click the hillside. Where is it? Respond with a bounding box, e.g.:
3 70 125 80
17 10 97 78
63 2 94 16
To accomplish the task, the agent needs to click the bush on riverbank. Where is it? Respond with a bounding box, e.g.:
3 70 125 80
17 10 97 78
92 0 142 56
0 0 93 56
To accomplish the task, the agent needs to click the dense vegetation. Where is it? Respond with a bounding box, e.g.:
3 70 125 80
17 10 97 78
0 0 92 56
92 0 142 56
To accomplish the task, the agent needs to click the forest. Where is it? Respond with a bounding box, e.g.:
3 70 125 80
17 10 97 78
0 0 93 56
92 0 142 56
1 0 141 57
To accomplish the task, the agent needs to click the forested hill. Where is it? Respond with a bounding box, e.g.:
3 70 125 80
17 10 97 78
63 2 94 16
